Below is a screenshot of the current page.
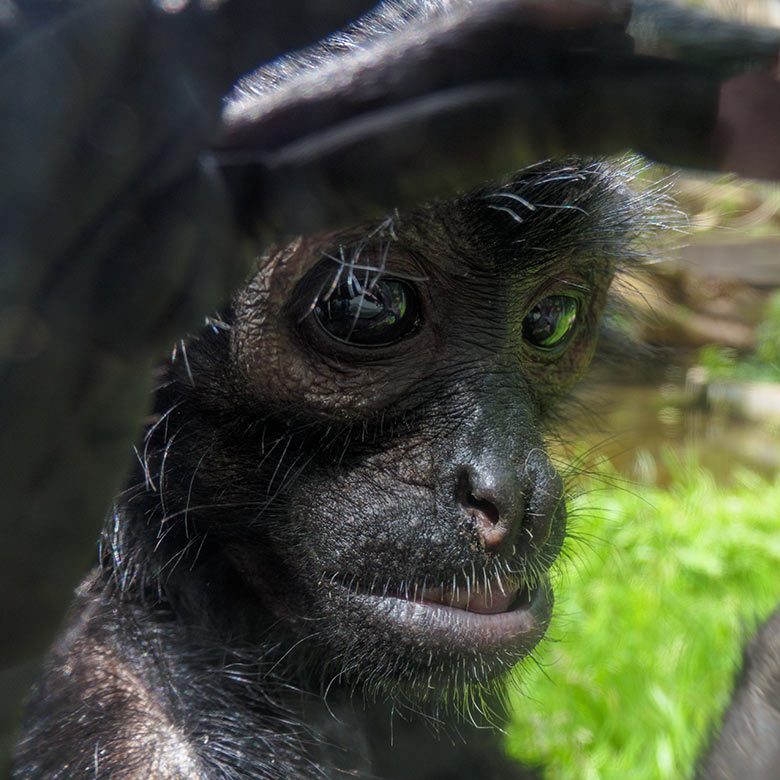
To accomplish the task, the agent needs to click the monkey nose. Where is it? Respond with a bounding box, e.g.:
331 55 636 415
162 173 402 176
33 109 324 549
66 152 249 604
456 465 522 553
456 456 562 554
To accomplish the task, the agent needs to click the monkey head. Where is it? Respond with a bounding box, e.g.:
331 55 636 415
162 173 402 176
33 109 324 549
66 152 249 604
125 159 652 709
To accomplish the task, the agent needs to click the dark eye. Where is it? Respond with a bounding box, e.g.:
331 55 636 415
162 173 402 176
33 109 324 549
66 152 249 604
522 294 579 350
313 276 419 346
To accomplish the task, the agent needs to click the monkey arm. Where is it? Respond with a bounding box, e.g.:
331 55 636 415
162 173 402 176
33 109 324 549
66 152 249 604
696 607 780 780
0 0 236 668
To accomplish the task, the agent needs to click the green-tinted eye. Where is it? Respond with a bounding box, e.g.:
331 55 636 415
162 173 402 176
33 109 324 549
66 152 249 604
314 277 419 346
522 295 579 350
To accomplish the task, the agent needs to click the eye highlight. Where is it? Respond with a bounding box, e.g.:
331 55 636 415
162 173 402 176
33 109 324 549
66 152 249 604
522 294 579 351
313 275 419 347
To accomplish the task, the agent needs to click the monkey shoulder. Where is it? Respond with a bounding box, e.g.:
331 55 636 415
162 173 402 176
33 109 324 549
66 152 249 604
12 574 312 780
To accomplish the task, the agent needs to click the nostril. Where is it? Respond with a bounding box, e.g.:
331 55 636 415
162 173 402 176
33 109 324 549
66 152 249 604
456 467 512 521
465 491 500 526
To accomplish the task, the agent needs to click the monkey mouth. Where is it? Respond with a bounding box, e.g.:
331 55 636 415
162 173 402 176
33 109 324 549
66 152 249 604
340 574 551 656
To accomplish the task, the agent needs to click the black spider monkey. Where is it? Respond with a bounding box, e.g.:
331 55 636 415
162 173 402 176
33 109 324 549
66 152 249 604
6 1 780 778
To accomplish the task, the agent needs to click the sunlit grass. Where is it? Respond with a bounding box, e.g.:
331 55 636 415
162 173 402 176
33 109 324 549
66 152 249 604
506 456 780 780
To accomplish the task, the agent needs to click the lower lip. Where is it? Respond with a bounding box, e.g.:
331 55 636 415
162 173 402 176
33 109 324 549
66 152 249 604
345 581 551 654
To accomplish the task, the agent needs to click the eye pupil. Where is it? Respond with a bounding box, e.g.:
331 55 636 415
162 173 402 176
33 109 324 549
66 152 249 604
522 295 578 350
314 277 417 346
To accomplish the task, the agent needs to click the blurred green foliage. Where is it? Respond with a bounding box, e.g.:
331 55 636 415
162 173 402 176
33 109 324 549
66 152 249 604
696 289 780 382
756 290 780 366
505 457 780 780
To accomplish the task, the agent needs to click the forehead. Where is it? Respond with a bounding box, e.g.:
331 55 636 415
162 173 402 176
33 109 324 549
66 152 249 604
328 158 633 282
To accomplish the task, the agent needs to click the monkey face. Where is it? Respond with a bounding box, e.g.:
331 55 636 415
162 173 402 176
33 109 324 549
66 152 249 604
137 160 644 705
